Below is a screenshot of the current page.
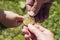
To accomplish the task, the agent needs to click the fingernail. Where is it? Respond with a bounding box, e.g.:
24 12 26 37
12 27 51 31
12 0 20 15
28 11 35 16
28 24 32 28
28 24 32 26
28 24 35 30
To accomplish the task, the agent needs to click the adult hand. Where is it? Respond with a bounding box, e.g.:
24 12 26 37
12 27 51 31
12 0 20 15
0 11 24 28
26 0 54 22
22 24 54 40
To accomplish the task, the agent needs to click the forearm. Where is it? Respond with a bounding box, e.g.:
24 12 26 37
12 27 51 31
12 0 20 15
0 9 5 21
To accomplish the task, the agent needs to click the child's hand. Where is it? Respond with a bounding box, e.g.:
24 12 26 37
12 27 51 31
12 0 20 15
22 24 54 40
0 11 24 28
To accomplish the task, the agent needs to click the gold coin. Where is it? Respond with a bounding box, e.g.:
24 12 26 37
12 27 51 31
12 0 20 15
23 14 35 25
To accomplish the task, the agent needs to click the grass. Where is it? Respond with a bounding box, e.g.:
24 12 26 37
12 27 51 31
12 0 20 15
0 0 60 40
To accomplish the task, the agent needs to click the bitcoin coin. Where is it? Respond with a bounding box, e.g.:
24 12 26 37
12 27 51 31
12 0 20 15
23 14 35 25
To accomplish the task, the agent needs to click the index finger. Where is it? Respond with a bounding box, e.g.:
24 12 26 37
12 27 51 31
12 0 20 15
30 0 43 16
26 0 34 11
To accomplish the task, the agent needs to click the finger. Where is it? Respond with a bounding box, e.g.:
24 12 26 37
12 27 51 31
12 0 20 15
26 0 34 6
34 24 53 35
15 16 24 26
22 26 29 35
16 16 24 23
26 0 34 11
30 32 37 40
27 0 37 16
23 26 37 40
34 24 50 32
34 3 44 22
28 0 37 16
27 11 35 16
22 26 32 38
33 4 44 22
25 34 30 40
16 16 24 20
29 0 43 16
34 24 45 32
28 24 43 38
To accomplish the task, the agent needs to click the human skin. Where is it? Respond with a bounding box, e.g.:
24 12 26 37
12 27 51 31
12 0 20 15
26 0 54 22
22 24 54 40
0 10 24 28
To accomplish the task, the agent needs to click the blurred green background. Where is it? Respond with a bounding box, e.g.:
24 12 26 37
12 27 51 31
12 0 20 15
0 0 60 40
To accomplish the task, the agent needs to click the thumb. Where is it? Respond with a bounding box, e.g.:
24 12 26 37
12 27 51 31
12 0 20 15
15 16 24 26
28 11 36 16
28 24 43 40
16 16 24 21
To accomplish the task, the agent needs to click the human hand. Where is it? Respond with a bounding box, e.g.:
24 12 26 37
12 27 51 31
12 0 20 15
0 11 24 28
26 0 50 16
22 24 54 40
26 0 54 22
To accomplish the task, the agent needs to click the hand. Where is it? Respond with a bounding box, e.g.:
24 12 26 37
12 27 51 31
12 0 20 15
26 0 54 22
26 0 48 16
22 24 54 40
0 11 24 28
